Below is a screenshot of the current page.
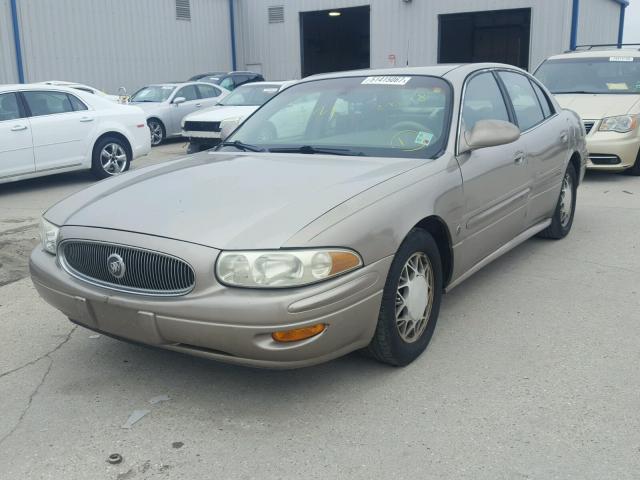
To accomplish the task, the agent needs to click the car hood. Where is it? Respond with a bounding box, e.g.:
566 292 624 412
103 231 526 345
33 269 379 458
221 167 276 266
184 105 258 123
555 94 640 119
45 152 422 249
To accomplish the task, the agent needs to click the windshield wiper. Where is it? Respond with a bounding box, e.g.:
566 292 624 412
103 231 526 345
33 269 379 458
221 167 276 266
268 145 365 156
553 90 596 94
218 140 266 152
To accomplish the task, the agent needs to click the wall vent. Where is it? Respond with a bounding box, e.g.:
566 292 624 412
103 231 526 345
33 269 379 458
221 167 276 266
268 6 285 23
176 0 191 21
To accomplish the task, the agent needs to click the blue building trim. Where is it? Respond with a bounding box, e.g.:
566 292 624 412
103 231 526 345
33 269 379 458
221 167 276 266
570 0 580 50
228 0 237 71
9 0 25 83
618 2 627 47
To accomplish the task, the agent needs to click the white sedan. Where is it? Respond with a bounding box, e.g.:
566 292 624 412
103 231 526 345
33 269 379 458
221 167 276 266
0 84 151 184
37 80 121 102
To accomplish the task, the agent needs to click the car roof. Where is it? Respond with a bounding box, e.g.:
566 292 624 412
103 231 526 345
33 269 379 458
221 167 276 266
0 83 90 93
547 49 640 61
235 80 292 89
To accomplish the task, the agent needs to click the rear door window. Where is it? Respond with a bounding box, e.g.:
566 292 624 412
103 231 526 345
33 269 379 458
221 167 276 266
67 94 88 111
175 85 199 102
498 71 545 130
23 91 75 117
197 84 223 98
530 81 554 118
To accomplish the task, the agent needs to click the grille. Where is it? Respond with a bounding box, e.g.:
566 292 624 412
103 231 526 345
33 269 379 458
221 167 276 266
60 240 195 296
583 121 595 134
268 6 284 23
183 120 221 132
176 0 191 20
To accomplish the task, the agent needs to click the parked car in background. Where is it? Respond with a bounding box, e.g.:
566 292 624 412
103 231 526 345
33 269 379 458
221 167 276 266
128 82 228 146
535 47 640 175
37 81 120 102
0 84 150 184
182 81 295 153
188 71 265 91
30 64 586 368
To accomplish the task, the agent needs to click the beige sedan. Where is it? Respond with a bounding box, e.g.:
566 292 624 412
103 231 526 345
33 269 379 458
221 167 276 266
31 64 586 368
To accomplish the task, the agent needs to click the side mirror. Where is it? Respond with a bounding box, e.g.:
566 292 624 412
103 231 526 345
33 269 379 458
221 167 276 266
459 119 520 154
173 97 186 105
219 118 241 141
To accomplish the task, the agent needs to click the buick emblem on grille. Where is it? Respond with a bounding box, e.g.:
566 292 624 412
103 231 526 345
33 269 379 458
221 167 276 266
107 253 126 279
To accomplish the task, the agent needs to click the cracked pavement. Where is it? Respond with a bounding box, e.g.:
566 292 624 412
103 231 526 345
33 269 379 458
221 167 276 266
0 144 639 479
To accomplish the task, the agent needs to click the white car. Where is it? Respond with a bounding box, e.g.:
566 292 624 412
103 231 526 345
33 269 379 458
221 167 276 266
0 84 151 185
37 81 121 102
181 81 295 153
128 82 229 146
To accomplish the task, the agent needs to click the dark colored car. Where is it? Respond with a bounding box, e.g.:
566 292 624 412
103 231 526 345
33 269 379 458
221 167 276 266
188 71 265 91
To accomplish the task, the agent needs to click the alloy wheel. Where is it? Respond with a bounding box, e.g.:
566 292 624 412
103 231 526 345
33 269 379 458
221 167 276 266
395 252 434 343
100 143 127 175
559 172 573 228
149 121 163 146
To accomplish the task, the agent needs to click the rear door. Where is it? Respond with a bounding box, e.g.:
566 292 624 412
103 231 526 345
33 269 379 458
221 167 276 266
456 71 530 271
0 92 34 179
196 84 224 108
497 71 566 226
22 90 93 173
169 85 201 136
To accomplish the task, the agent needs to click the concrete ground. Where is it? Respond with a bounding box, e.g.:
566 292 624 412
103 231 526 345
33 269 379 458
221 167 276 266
0 144 639 479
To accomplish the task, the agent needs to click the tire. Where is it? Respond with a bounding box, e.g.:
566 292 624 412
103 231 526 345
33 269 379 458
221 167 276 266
91 136 131 180
367 228 443 366
538 162 577 239
624 149 640 176
148 118 165 146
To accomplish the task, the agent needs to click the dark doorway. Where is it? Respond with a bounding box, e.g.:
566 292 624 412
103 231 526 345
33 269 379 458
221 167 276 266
300 6 370 77
438 9 531 70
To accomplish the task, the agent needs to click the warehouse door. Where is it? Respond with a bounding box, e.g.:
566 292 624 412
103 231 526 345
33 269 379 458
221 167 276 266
438 9 531 70
300 6 370 77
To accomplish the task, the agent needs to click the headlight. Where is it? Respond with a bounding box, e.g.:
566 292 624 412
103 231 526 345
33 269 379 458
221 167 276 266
39 217 59 255
598 115 638 133
216 249 362 288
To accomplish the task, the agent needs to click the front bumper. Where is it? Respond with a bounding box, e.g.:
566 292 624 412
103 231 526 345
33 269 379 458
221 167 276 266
584 123 640 171
29 226 391 369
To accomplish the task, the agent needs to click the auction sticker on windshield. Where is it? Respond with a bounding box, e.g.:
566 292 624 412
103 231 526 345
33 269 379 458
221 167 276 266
609 56 634 62
362 76 411 86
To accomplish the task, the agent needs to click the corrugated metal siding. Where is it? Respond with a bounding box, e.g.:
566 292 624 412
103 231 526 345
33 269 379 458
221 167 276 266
234 0 576 79
17 0 232 93
577 0 621 46
0 0 19 84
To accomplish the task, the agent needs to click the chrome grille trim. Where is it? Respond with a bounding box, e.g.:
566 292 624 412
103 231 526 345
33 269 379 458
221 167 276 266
59 240 195 296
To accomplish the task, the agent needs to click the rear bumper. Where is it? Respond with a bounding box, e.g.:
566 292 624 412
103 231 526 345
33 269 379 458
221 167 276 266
585 129 639 171
29 227 390 369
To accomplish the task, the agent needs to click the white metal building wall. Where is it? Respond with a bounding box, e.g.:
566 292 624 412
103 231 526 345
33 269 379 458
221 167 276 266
0 0 19 84
13 0 232 93
577 0 621 46
235 0 623 79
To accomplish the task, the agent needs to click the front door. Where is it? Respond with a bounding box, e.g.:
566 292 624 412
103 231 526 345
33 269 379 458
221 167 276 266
22 90 94 172
455 71 530 273
0 92 34 180
169 85 203 136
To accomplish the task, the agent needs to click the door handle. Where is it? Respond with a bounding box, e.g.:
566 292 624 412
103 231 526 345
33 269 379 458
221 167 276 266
10 124 27 131
560 131 568 143
79 116 94 122
514 151 527 165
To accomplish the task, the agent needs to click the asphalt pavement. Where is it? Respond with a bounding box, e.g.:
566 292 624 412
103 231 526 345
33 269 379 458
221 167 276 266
0 144 638 479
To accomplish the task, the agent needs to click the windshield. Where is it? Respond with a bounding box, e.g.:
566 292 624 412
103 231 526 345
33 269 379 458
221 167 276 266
219 84 282 106
130 85 176 102
222 75 452 159
535 57 640 94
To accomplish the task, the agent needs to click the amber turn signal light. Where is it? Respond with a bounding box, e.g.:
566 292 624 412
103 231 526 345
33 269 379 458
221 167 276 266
272 324 326 343
329 251 361 275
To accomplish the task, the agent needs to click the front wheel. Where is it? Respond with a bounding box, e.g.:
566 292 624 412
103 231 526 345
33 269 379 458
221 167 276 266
367 229 443 366
148 119 165 146
624 149 640 176
538 163 577 239
91 137 130 179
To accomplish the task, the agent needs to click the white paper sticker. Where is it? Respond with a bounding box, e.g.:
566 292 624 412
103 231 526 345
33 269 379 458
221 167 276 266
263 88 278 93
362 76 412 86
415 131 434 146
609 56 634 62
